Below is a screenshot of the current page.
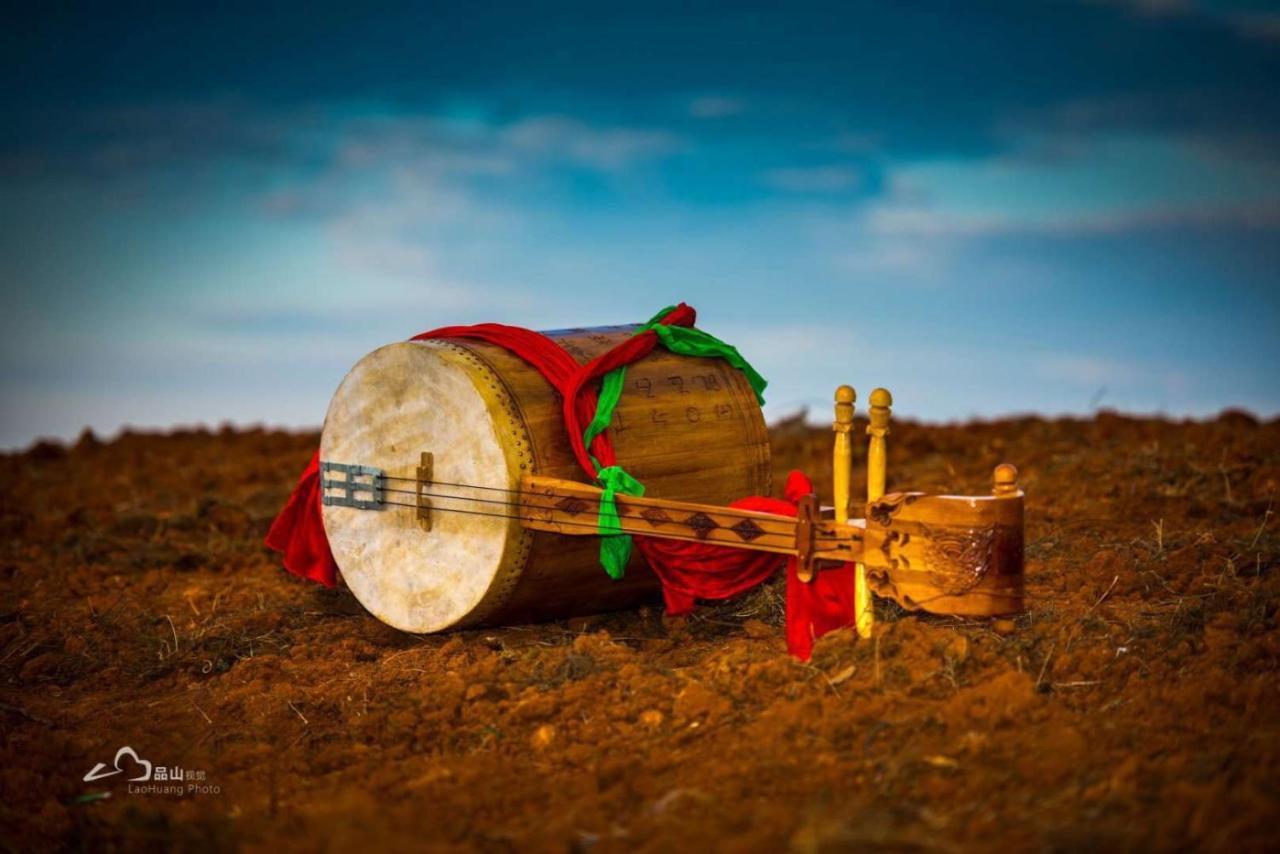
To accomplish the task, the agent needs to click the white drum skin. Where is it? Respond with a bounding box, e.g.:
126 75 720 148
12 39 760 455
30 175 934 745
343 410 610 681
320 340 530 632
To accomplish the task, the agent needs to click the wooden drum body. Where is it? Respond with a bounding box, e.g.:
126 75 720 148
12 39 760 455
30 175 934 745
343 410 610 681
319 325 770 633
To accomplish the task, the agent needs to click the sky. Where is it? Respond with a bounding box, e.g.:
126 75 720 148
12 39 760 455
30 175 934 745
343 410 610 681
2 1 1279 449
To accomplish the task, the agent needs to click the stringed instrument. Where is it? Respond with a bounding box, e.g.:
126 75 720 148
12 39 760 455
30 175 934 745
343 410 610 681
318 325 1025 634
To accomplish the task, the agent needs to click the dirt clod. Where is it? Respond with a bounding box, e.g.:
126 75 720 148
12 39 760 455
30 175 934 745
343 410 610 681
530 724 556 750
639 709 665 729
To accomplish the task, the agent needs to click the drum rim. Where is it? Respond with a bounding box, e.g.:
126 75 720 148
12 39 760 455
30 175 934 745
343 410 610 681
319 339 535 633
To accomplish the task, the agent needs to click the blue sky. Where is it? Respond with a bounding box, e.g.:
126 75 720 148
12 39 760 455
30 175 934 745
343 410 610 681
2 1 1278 448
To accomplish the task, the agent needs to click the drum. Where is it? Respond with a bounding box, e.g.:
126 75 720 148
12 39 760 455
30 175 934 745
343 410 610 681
319 325 771 633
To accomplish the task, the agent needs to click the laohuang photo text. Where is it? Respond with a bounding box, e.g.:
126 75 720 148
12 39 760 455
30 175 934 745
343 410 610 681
2 2 1277 851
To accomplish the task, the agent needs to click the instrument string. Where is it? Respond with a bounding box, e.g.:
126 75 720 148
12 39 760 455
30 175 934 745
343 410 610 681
370 475 831 530
383 475 759 516
373 497 602 531
379 475 530 494
383 475 836 519
377 484 801 537
359 493 848 546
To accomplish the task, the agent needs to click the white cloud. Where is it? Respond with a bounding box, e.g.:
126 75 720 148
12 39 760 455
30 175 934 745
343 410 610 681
248 109 686 295
500 116 683 170
832 240 946 278
762 165 862 194
826 132 882 155
819 126 1280 292
859 129 1280 238
864 199 1280 238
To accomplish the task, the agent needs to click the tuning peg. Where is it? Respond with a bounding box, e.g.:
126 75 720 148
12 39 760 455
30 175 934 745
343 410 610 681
993 463 1019 496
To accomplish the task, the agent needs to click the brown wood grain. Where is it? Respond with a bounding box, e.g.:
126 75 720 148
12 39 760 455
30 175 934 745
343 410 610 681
452 325 773 625
862 489 1025 617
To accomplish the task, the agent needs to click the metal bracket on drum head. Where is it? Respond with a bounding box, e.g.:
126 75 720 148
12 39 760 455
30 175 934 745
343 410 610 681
320 461 386 510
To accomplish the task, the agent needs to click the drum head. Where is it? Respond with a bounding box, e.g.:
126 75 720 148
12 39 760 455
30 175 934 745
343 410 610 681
319 340 531 632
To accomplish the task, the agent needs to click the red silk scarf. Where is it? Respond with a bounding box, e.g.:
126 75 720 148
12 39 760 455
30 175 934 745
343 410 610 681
265 304 853 659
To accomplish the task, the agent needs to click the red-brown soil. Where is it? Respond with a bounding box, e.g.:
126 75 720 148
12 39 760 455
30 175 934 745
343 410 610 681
2 413 1278 851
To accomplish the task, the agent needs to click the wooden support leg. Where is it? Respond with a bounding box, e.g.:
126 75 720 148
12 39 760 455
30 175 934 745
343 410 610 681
861 388 893 639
